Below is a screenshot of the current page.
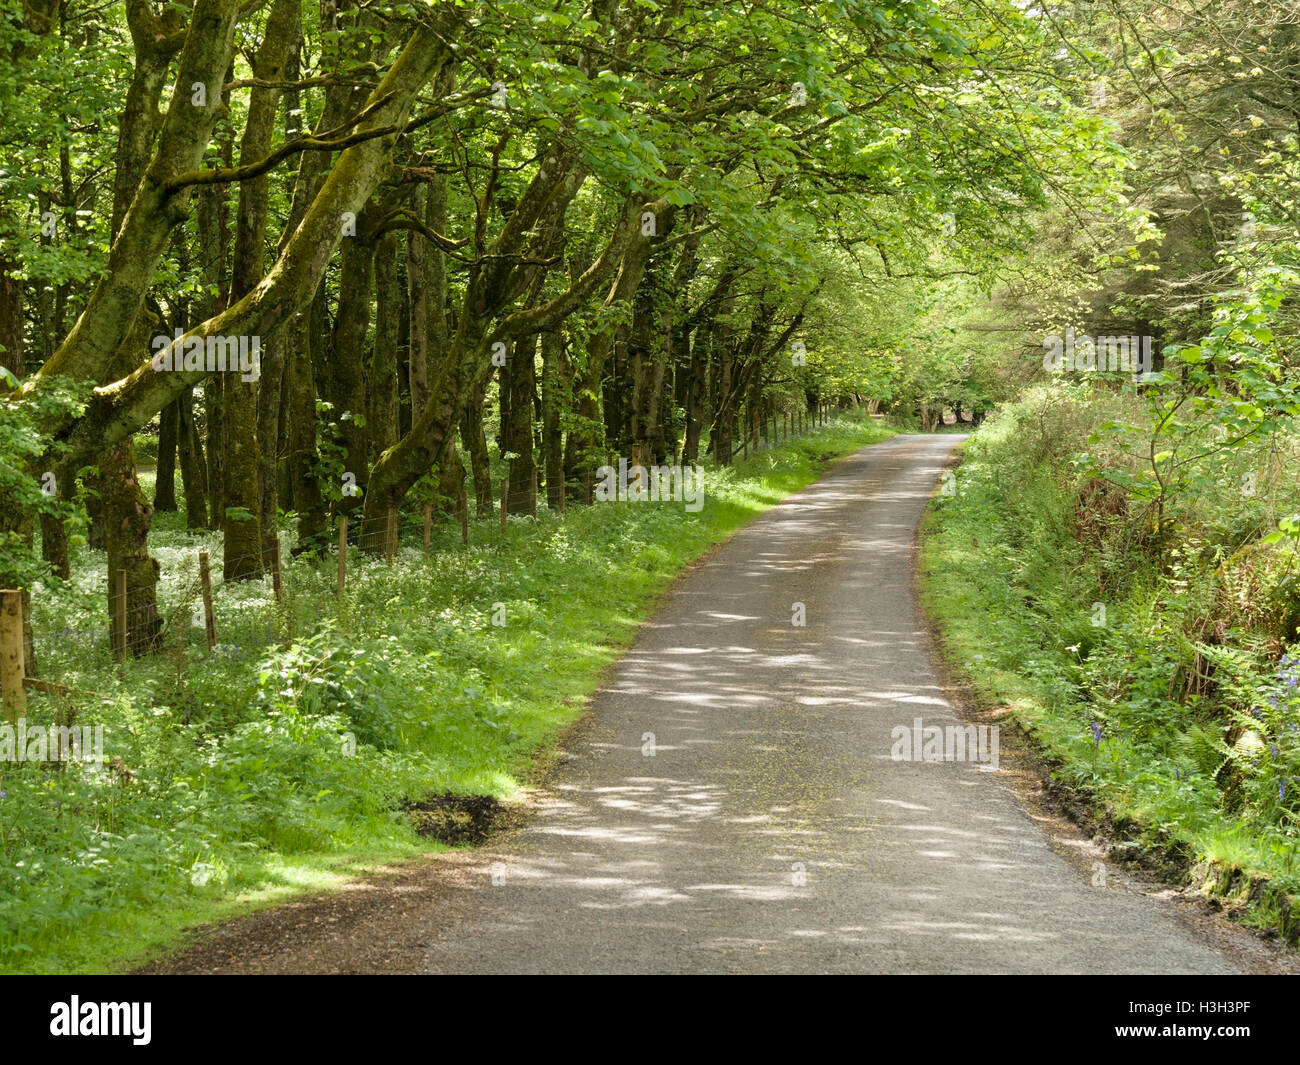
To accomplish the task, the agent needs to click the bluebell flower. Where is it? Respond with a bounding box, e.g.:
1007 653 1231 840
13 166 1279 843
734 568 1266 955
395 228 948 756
1090 721 1103 747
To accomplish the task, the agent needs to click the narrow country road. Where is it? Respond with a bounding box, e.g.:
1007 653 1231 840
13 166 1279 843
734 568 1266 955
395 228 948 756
150 435 1283 975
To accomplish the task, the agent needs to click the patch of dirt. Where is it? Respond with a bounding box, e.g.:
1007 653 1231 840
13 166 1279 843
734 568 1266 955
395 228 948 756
405 794 520 846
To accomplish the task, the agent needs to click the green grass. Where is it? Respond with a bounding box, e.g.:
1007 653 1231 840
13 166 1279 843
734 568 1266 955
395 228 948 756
2 412 893 974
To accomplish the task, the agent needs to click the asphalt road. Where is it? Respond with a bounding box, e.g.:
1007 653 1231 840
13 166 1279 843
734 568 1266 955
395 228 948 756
150 433 1277 975
408 434 1249 974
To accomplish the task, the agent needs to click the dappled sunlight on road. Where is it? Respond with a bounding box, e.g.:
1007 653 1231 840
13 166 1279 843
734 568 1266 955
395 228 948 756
411 436 1241 974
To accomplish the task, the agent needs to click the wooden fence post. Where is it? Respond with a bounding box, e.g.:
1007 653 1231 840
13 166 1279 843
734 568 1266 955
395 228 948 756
423 504 432 553
198 552 216 651
500 477 509 530
114 569 128 659
0 589 26 723
530 466 538 517
336 515 347 594
386 506 397 564
460 491 469 545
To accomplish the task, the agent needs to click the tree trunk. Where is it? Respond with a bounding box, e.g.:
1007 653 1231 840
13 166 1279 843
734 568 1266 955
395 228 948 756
332 213 376 535
541 330 566 508
407 171 449 425
38 462 70 580
713 294 737 464
628 266 672 468
682 322 707 464
255 337 285 567
463 385 492 517
222 0 297 581
406 187 429 430
198 179 227 531
505 333 537 514
90 1 199 655
370 229 401 457
154 398 179 511
178 386 208 529
103 447 163 656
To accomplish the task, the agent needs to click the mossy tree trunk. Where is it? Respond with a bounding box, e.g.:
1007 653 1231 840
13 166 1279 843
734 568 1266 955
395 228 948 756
154 398 178 511
95 0 212 656
540 330 566 509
